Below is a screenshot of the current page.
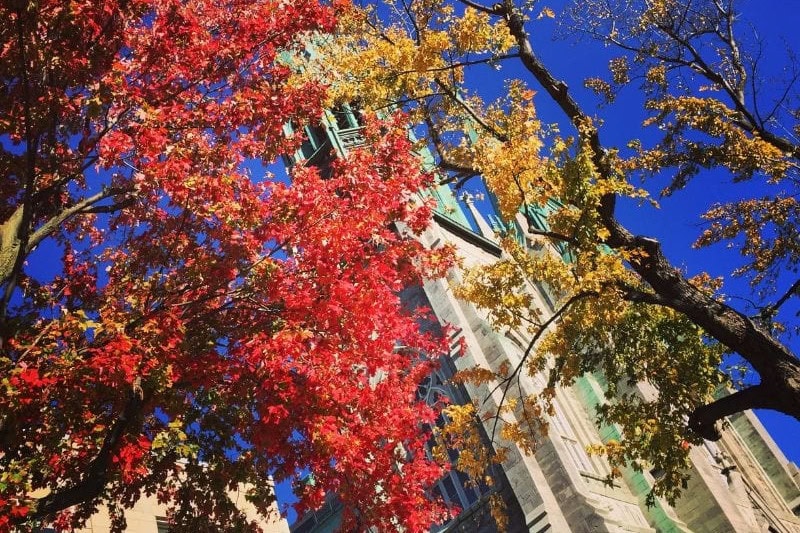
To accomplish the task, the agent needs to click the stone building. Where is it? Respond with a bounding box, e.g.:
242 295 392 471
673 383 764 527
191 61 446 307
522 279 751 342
285 109 800 532
70 488 288 533
30 478 289 532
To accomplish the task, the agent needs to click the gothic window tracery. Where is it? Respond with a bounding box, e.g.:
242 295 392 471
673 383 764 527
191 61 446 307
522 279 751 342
416 371 484 520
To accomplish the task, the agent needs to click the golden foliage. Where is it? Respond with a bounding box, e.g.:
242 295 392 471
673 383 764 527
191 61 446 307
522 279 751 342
435 403 497 482
305 0 800 510
631 97 790 194
452 366 498 386
489 493 508 531
584 77 614 102
697 196 800 286
609 57 630 85
452 8 516 54
450 82 548 218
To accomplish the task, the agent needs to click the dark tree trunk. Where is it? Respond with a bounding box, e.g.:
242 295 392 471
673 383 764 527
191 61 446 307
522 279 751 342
496 0 800 438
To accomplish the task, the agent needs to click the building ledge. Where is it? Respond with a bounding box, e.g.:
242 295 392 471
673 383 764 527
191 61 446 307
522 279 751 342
433 212 502 258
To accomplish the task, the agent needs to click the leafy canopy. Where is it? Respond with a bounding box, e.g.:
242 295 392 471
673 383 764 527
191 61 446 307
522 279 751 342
0 1 455 531
303 0 800 505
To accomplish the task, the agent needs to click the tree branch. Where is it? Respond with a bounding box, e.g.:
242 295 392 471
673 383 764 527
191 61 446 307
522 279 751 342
433 77 509 142
759 278 800 321
3 4 40 331
688 385 774 441
495 0 800 430
26 389 145 521
618 284 669 306
456 0 502 16
394 54 520 77
524 226 576 246
28 188 125 253
483 291 597 443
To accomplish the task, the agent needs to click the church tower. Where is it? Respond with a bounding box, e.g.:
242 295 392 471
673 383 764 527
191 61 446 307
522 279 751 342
286 112 800 533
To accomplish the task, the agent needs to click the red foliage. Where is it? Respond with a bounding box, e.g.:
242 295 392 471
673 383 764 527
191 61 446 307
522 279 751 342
0 1 452 531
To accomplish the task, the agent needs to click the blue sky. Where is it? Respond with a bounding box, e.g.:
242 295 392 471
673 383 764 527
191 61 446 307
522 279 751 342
402 0 800 469
277 1 800 521
515 0 800 464
15 0 798 523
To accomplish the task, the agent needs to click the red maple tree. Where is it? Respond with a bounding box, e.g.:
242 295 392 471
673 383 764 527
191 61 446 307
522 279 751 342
0 1 452 530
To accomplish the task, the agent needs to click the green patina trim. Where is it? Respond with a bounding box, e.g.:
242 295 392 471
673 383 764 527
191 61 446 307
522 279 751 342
416 141 472 228
574 374 687 533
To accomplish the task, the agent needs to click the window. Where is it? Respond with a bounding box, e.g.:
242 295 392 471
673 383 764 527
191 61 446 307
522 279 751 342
329 103 367 152
417 372 484 514
550 403 596 474
156 517 171 533
332 105 355 130
649 467 665 480
331 102 365 131
300 123 329 160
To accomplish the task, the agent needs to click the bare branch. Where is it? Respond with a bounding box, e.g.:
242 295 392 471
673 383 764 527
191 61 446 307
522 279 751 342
759 278 800 320
483 291 598 444
393 53 520 77
688 385 774 441
524 226 577 245
433 78 509 142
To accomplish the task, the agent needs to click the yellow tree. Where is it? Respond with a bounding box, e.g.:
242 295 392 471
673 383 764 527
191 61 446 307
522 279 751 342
300 0 800 503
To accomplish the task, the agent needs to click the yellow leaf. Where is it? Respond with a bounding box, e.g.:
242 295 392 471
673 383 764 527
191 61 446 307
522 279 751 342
538 7 555 19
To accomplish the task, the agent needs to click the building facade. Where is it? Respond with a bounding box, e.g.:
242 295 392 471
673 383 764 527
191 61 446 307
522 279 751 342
285 111 800 532
69 488 288 533
29 478 289 533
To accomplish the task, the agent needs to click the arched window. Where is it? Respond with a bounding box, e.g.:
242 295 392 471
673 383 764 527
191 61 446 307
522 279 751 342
416 372 484 521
